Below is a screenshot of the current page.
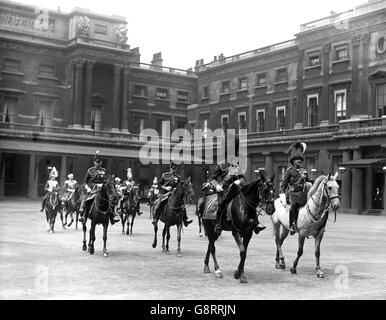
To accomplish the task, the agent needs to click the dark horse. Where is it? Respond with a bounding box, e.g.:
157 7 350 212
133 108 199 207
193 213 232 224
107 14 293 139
81 176 119 256
120 185 140 235
60 184 84 229
152 178 194 257
202 174 275 283
45 186 61 234
148 187 160 220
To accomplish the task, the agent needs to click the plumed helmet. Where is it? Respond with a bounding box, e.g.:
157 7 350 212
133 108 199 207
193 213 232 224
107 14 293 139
67 173 74 179
153 177 158 184
288 142 307 165
49 166 59 178
115 177 121 183
94 150 102 163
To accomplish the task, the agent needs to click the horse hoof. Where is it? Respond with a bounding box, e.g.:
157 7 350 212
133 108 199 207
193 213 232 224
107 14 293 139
240 276 248 284
89 249 94 255
49 230 53 234
199 233 203 237
82 245 87 251
290 267 297 274
152 242 157 249
215 270 223 278
103 252 109 257
234 270 241 280
204 266 210 273
279 264 286 270
316 271 325 278
177 252 182 258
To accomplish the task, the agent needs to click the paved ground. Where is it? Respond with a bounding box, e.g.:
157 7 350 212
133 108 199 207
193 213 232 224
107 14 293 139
1 199 386 300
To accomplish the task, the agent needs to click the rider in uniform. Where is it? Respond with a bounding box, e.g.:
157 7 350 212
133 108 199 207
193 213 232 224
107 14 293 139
279 142 309 235
118 168 143 216
147 177 160 205
211 160 266 235
151 162 193 227
196 170 215 217
40 167 59 211
61 173 77 203
79 151 120 225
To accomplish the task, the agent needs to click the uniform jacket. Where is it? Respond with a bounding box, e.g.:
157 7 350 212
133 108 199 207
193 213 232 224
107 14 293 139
159 171 181 193
84 166 106 189
280 166 308 194
45 180 59 192
63 179 77 192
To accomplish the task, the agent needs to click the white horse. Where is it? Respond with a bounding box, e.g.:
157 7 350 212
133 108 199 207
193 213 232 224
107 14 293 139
270 173 340 278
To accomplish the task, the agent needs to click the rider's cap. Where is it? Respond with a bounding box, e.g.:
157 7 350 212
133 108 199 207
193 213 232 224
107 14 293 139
288 142 307 164
94 150 102 163
67 173 73 179
115 177 121 182
49 166 59 178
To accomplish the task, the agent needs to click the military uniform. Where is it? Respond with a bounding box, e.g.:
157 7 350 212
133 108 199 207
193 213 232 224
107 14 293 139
119 176 142 215
40 167 59 211
147 179 160 205
196 171 215 217
62 176 77 202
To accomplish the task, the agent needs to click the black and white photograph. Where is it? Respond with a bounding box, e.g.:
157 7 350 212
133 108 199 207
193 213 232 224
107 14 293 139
0 0 386 308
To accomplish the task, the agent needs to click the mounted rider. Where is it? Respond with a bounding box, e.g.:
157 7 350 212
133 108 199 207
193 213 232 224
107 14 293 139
118 168 143 216
147 177 160 205
151 161 193 227
279 142 310 235
78 151 120 224
61 173 78 203
196 170 216 217
40 166 59 212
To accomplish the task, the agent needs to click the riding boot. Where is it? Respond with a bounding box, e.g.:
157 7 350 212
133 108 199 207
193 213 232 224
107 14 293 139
214 200 227 235
79 197 87 222
40 198 47 212
289 205 298 235
152 209 160 226
253 216 266 234
182 208 193 227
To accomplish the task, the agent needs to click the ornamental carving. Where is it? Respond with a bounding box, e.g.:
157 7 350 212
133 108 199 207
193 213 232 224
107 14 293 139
352 35 361 47
77 16 90 36
361 32 371 45
116 23 128 45
322 43 331 54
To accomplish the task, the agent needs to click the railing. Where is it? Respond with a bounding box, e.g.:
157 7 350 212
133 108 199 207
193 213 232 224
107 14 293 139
300 0 386 32
130 62 197 77
196 39 298 72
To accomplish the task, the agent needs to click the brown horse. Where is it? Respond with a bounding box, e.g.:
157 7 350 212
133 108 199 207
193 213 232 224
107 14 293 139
60 184 84 229
44 186 61 234
148 186 160 220
202 174 275 283
152 178 194 257
81 176 119 256
270 173 340 278
120 185 140 235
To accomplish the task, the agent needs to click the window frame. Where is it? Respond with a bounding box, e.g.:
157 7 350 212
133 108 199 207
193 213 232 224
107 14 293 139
238 111 247 130
276 106 286 131
256 109 265 132
307 93 319 127
275 68 288 83
156 88 169 100
334 89 348 122
256 72 267 87
221 80 231 94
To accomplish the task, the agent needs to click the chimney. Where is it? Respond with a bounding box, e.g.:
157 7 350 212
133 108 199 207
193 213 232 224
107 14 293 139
151 52 163 70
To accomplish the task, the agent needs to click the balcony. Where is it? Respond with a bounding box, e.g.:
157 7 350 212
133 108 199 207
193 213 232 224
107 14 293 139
130 62 197 77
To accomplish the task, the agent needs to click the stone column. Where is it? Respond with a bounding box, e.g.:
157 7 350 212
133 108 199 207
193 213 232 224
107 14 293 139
121 66 129 132
383 169 386 215
294 49 304 129
112 64 122 131
65 62 74 127
351 36 361 117
28 153 38 199
73 59 84 127
84 60 95 130
320 43 331 125
351 149 363 213
60 155 67 187
264 153 273 177
341 150 352 210
0 151 4 198
361 33 371 115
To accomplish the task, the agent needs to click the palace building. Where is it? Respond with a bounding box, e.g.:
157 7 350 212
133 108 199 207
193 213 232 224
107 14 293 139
1 0 386 214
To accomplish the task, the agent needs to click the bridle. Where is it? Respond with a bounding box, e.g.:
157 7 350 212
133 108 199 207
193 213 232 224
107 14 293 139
92 181 116 215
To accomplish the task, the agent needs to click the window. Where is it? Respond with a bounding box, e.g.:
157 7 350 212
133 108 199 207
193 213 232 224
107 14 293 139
221 115 229 132
202 86 209 98
221 81 230 94
91 106 101 131
334 89 347 122
335 46 349 61
238 112 247 130
189 122 196 135
276 68 287 83
2 96 18 123
256 110 265 132
134 85 148 97
39 64 55 78
202 118 208 138
3 58 21 73
239 77 247 90
377 37 386 54
309 53 320 66
95 24 108 34
376 83 386 117
133 116 145 134
156 88 169 100
177 91 189 102
305 156 316 175
276 106 286 130
307 94 318 127
37 99 53 127
256 73 266 86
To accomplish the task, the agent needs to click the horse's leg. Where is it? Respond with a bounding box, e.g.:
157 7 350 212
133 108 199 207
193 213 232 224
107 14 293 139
103 223 109 257
290 235 306 274
162 225 167 254
166 226 171 255
232 230 251 284
75 211 79 229
152 221 158 248
82 220 87 251
209 229 222 278
176 223 182 257
315 229 325 278
121 210 125 234
126 214 131 236
60 205 66 229
68 211 74 227
89 221 96 255
130 214 135 236
275 224 289 269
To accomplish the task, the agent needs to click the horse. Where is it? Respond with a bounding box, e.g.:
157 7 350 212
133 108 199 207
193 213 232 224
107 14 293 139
120 185 140 235
44 186 61 234
270 172 340 278
81 175 119 256
152 177 194 257
60 184 83 229
148 186 160 219
202 174 275 283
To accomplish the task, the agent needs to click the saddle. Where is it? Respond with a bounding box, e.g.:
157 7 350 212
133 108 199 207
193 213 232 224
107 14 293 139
202 194 218 220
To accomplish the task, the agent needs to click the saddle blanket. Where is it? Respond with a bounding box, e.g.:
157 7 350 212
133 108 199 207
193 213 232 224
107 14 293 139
202 194 218 220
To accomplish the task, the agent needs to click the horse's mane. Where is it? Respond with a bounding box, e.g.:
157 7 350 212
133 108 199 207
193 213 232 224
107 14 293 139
240 178 262 196
308 175 326 198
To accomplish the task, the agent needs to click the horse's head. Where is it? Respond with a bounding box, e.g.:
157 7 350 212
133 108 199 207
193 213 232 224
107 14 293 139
103 175 120 205
259 173 276 215
182 177 194 203
324 172 340 211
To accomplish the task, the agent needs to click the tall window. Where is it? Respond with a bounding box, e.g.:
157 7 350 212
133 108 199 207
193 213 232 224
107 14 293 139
256 73 266 86
276 106 286 130
335 45 349 61
90 106 101 131
156 88 168 100
221 81 230 94
203 118 208 138
221 115 229 132
2 96 17 123
308 53 320 66
134 117 145 134
189 122 196 135
307 94 318 127
276 68 287 83
202 86 209 98
335 89 347 122
256 110 265 132
376 83 386 117
239 77 247 90
38 100 53 127
177 91 189 102
238 112 247 130
134 85 148 97
3 58 21 73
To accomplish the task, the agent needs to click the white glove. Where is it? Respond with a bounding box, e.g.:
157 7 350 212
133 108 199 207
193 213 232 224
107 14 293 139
85 185 91 193
279 193 287 207
234 179 241 185
216 185 223 192
165 186 172 191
